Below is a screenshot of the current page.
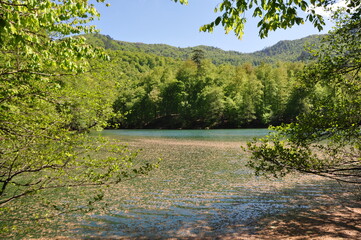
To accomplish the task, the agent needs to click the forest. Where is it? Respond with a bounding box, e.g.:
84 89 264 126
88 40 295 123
70 33 321 130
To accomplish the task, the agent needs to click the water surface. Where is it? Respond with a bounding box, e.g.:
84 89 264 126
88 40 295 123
100 128 272 141
72 129 345 239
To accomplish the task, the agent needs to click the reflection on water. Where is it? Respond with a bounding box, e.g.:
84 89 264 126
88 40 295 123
73 130 346 238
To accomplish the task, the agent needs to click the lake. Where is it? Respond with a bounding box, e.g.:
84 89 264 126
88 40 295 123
100 128 272 141
67 130 350 238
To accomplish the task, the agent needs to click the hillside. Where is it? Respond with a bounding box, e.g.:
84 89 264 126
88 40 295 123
84 33 323 65
252 35 322 61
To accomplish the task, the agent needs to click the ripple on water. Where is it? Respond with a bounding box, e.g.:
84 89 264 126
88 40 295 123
74 131 349 239
76 180 344 239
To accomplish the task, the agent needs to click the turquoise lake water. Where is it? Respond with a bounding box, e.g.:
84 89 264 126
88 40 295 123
100 128 272 141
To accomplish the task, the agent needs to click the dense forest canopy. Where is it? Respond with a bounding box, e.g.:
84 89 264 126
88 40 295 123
80 33 320 129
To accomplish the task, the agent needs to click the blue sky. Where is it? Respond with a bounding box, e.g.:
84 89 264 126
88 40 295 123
91 0 333 53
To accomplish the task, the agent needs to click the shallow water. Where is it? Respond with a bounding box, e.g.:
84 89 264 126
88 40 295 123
71 129 346 238
77 183 341 239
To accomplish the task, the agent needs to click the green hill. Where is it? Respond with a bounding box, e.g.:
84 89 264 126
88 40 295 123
253 35 322 61
84 33 323 65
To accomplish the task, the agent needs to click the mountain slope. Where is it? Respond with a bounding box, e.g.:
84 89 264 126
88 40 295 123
84 33 323 65
253 35 322 61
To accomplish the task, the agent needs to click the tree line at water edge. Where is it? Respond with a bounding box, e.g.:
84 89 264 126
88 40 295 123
85 49 311 129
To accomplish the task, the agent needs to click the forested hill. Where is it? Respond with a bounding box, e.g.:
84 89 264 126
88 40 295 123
84 33 323 65
252 35 322 61
71 33 326 129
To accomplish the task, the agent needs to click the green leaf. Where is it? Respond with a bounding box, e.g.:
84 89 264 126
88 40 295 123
215 16 222 26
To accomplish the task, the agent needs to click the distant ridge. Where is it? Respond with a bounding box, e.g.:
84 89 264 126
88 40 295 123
84 33 324 65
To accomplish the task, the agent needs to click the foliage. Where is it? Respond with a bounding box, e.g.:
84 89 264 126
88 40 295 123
81 33 315 130
105 47 306 129
247 12 361 184
0 0 156 233
173 0 361 39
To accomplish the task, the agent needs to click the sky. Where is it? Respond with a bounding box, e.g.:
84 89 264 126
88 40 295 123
91 0 334 53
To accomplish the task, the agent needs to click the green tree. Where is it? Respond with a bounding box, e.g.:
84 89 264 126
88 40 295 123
247 12 361 184
191 49 206 73
0 0 156 233
196 86 225 127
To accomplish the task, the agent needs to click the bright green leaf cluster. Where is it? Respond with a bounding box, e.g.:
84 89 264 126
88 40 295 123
247 12 361 184
174 0 360 39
